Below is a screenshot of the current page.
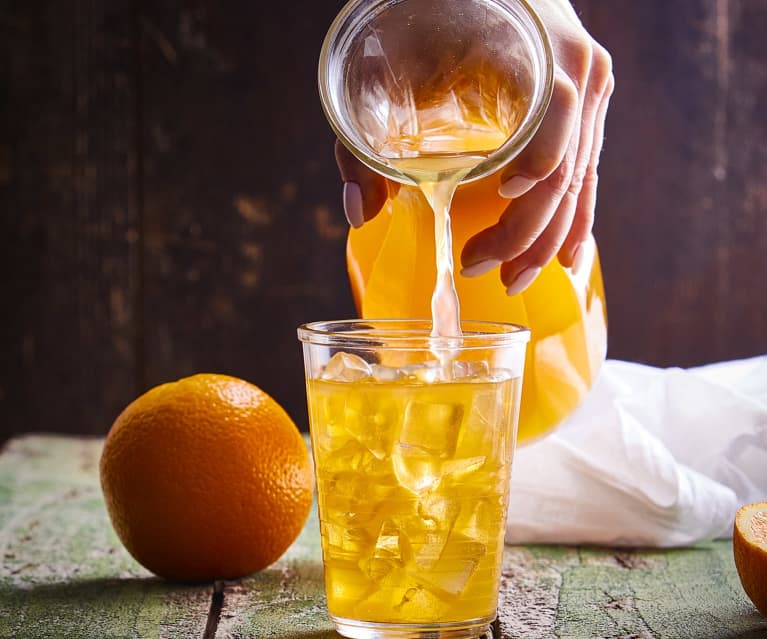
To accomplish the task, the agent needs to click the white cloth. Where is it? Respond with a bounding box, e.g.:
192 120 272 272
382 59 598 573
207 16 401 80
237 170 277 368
506 356 767 547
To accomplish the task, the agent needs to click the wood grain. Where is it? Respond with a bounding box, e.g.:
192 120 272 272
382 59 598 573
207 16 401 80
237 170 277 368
136 0 354 428
1 1 141 439
2 1 766 437
0 436 211 639
2 436 765 639
575 0 767 365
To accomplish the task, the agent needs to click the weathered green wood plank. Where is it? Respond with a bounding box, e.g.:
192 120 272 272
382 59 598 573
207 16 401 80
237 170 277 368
1 436 765 639
495 542 766 638
217 511 336 639
220 502 767 638
0 436 211 639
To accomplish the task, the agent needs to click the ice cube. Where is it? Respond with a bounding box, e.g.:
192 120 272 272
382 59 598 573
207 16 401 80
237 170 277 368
358 521 404 585
325 470 366 501
322 351 372 381
452 360 490 379
354 572 421 621
485 368 514 382
461 495 506 545
321 482 372 528
318 439 371 473
321 520 373 557
417 533 486 596
393 450 442 493
454 386 509 459
360 556 397 583
322 467 399 517
370 363 405 381
400 520 447 569
342 391 397 460
394 496 458 570
417 493 461 529
373 519 403 561
399 401 463 456
393 585 452 620
370 484 418 522
441 456 486 479
326 559 378 604
393 400 464 492
397 362 444 383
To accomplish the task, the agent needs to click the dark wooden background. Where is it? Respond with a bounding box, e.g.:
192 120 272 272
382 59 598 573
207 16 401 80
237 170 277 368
2 1 766 440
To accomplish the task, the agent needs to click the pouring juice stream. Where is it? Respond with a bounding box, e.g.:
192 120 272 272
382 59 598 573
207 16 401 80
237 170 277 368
347 80 607 440
378 83 519 352
310 0 606 634
322 0 606 441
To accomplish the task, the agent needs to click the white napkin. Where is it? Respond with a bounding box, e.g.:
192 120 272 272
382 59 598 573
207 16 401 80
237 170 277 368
506 356 767 547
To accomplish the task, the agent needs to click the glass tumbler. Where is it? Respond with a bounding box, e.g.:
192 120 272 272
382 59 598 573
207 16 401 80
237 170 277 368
298 319 530 639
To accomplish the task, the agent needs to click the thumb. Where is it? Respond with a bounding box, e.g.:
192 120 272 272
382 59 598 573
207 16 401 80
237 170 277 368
335 139 396 227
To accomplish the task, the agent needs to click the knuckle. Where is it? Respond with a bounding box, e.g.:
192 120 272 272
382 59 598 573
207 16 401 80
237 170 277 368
584 45 614 102
568 168 586 196
559 34 593 90
570 167 596 205
574 169 599 226
548 160 575 200
554 71 579 114
522 236 561 272
592 43 613 80
532 239 561 269
499 219 533 256
582 168 599 194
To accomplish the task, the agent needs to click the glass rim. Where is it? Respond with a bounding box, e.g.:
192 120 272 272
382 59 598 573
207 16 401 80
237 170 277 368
318 0 555 186
297 318 531 348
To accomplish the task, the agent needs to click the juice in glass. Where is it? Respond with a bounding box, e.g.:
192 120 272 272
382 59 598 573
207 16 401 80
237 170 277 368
299 320 529 638
312 0 549 636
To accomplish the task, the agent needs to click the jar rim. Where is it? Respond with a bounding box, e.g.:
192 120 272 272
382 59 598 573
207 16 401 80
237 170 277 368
317 0 555 186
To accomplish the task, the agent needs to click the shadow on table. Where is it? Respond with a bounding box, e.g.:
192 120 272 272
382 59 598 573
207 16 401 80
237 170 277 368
4 576 211 619
717 620 767 639
10 575 207 597
2 576 214 637
271 631 340 639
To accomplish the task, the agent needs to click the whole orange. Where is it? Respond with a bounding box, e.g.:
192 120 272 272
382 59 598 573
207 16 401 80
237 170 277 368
733 501 767 617
100 373 313 582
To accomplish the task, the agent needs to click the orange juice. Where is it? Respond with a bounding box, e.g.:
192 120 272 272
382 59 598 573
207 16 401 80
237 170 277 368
347 176 607 442
341 43 606 442
315 0 563 635
307 368 520 622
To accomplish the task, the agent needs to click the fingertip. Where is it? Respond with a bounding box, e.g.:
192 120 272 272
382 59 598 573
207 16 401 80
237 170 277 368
460 259 502 278
343 182 364 228
505 266 541 296
335 139 390 222
570 242 587 275
460 226 500 271
498 175 536 199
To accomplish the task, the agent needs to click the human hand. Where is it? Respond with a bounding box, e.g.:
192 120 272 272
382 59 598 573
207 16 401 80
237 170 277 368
334 0 615 295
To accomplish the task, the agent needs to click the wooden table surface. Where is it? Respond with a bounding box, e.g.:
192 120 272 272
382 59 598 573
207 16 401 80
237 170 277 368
1 435 765 639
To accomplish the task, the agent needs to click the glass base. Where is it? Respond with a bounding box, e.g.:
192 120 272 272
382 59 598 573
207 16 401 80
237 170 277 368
331 615 495 639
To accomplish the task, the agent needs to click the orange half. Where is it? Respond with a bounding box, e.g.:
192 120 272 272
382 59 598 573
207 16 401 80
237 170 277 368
733 501 767 617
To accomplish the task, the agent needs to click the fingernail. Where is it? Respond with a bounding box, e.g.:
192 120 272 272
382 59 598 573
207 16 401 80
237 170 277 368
506 266 541 296
460 259 502 278
343 182 364 228
571 242 587 275
498 176 536 199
